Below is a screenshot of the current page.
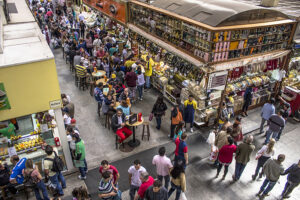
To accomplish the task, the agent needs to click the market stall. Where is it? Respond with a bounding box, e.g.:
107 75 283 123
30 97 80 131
0 15 73 170
128 0 297 125
281 53 300 119
0 111 67 172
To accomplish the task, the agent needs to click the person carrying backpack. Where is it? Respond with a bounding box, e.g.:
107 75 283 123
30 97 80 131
44 145 66 197
170 98 183 139
23 159 50 200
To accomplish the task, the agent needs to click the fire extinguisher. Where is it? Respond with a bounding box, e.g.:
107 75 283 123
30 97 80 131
54 137 60 147
138 113 142 122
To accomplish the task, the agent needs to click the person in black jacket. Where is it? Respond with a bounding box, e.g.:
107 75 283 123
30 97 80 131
281 160 300 199
151 96 168 130
241 85 253 117
111 109 132 143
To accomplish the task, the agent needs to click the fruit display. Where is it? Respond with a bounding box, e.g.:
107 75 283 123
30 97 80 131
0 148 8 156
10 135 22 141
226 75 270 93
14 136 43 152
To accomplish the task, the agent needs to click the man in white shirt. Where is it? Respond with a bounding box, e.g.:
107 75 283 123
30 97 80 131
152 147 173 190
78 12 85 22
128 160 146 200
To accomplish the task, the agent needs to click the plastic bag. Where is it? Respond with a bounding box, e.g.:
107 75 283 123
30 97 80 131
180 192 187 200
206 131 215 145
209 145 218 161
149 113 153 121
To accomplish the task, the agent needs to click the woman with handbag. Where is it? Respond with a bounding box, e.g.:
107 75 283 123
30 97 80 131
23 159 50 200
252 138 276 181
151 96 168 130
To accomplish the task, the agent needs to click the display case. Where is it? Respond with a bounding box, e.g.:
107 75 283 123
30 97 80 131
0 111 66 173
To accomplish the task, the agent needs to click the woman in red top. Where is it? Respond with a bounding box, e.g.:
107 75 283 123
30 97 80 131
216 136 237 180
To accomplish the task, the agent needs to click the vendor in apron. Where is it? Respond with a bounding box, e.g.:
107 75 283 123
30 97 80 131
184 95 197 133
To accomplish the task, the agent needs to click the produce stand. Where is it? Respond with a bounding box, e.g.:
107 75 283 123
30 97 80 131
0 111 67 173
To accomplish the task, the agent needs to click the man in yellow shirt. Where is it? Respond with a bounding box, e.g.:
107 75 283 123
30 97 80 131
184 95 197 132
145 56 154 90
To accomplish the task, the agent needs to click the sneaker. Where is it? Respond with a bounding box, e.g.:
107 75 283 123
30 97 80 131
190 128 193 133
78 175 86 180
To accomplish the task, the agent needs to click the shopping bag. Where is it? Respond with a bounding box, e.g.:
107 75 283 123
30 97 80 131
235 131 244 142
180 192 187 200
209 145 218 161
206 131 216 145
149 113 153 121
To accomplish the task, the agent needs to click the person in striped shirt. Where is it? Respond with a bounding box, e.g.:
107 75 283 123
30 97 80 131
98 171 118 200
75 61 87 78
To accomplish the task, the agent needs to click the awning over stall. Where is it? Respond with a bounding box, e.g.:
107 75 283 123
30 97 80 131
210 50 291 72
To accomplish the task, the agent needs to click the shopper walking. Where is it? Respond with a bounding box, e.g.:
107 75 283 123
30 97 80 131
23 159 50 200
134 171 154 200
44 145 66 197
259 98 275 134
264 110 285 144
241 85 253 117
145 179 168 200
168 163 186 200
233 135 255 181
281 160 300 199
218 102 229 131
256 154 285 200
214 127 232 167
125 67 138 102
99 160 120 186
72 133 87 180
252 139 275 181
183 95 197 133
128 160 146 200
94 82 104 116
174 133 188 168
152 147 173 190
98 171 119 200
170 99 183 139
151 96 168 130
137 67 145 101
216 136 236 180
276 96 291 141
231 116 243 144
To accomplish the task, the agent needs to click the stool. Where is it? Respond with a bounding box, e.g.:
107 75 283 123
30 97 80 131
105 113 112 130
90 81 95 96
79 77 87 91
115 135 125 149
142 121 150 140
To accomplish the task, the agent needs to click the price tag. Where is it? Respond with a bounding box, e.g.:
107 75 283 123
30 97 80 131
8 147 17 157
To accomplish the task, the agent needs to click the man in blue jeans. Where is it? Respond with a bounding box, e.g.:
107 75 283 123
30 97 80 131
233 135 255 181
264 110 285 144
44 145 66 197
256 154 285 200
259 98 275 134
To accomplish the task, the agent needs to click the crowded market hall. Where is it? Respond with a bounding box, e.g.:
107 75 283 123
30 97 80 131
0 0 299 199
